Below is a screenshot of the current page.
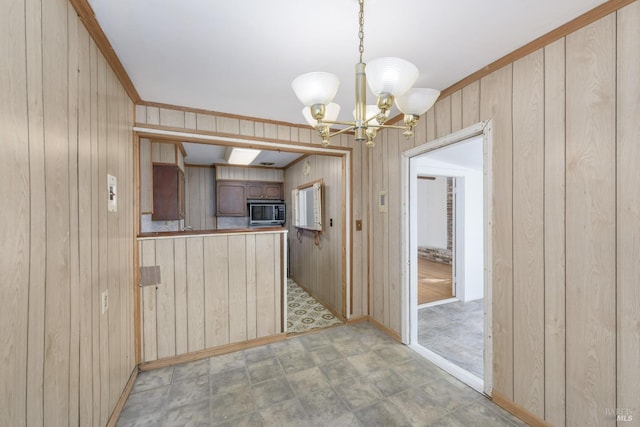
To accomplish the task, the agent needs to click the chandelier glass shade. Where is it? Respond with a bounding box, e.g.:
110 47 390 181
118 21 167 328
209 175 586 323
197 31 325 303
291 0 440 148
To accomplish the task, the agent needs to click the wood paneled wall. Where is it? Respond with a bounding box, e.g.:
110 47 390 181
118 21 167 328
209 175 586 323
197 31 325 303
368 2 640 425
1 0 135 425
138 231 285 362
285 155 345 316
184 166 216 230
134 105 368 319
216 165 284 182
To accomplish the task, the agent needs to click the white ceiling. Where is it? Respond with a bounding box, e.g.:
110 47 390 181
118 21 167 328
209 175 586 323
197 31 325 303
88 0 606 128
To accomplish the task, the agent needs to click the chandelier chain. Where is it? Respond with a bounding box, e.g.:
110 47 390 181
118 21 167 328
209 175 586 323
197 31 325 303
358 0 365 63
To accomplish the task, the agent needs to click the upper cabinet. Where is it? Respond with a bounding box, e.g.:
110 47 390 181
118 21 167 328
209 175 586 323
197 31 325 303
246 182 283 200
140 140 186 220
216 181 247 216
216 180 284 216
152 164 185 220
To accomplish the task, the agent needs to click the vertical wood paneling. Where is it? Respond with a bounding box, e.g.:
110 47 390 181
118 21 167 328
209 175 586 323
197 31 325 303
211 236 230 346
141 240 157 362
512 49 545 417
138 232 285 361
387 131 401 331
229 235 248 342
43 0 71 422
480 65 514 399
5 1 136 423
97 51 110 426
139 138 152 213
24 0 46 424
107 69 122 408
77 18 93 427
462 80 481 128
373 138 385 322
67 7 80 423
435 97 452 138
155 239 176 358
1 0 29 425
174 239 188 355
246 235 257 340
544 38 567 427
186 237 205 351
256 234 276 337
426 107 436 142
616 1 640 417
284 154 344 316
89 39 101 427
185 111 196 129
217 117 240 134
196 113 216 132
159 108 185 128
450 90 463 132
146 106 160 125
135 105 146 123
565 15 616 425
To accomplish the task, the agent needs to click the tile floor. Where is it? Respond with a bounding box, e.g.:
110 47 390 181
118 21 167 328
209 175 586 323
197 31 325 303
117 322 525 426
417 299 484 378
287 279 343 334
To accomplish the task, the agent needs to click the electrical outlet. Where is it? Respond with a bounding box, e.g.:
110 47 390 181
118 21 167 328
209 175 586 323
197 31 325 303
101 290 109 314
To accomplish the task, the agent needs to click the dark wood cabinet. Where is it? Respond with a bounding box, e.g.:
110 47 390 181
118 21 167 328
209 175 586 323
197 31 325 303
152 164 184 220
216 181 246 216
246 182 282 200
216 180 283 216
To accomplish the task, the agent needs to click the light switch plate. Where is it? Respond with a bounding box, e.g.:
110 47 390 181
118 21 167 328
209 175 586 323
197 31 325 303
101 290 108 314
378 191 388 213
107 174 117 212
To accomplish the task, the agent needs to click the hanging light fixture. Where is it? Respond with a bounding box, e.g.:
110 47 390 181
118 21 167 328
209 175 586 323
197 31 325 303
291 0 440 148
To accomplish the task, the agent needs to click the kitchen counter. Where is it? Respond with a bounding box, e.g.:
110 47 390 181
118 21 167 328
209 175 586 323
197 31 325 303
137 226 286 239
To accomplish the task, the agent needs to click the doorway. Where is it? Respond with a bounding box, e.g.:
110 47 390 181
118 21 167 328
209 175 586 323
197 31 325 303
401 121 493 395
417 176 455 306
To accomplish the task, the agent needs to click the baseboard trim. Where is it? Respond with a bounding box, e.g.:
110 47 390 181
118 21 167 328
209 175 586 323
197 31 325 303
107 367 138 427
138 333 287 371
346 316 368 325
492 391 552 427
366 316 402 342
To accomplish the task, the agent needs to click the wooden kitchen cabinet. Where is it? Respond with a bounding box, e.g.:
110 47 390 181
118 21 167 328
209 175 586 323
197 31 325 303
246 182 283 200
152 164 185 220
216 181 247 216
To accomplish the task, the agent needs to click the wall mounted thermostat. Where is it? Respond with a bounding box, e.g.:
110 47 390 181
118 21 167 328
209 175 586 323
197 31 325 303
107 174 117 212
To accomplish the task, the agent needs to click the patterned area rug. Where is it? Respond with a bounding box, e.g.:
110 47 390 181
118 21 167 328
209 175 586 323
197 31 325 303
287 279 343 333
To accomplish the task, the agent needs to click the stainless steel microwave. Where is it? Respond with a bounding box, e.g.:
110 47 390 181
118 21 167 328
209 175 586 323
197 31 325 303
248 200 286 226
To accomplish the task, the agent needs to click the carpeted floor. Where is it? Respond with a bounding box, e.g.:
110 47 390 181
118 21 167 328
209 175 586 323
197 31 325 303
287 279 343 334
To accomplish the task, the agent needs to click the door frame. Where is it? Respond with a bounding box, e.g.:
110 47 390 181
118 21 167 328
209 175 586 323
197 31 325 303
400 120 493 395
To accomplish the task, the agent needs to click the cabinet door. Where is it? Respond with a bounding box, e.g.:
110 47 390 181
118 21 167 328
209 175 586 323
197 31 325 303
246 183 264 199
153 164 181 220
264 183 282 199
178 169 185 219
217 182 246 216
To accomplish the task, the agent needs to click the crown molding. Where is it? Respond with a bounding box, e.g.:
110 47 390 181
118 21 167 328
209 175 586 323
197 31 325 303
69 0 141 102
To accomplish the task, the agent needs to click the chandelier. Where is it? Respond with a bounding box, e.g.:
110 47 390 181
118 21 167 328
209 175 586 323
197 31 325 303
291 0 440 148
